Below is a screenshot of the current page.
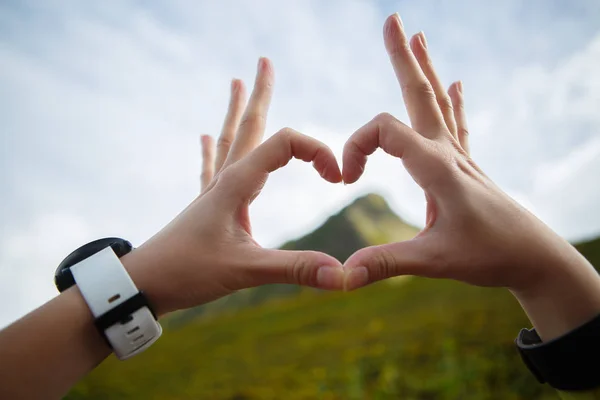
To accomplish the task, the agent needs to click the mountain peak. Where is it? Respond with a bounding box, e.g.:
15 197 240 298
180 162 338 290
281 193 419 262
170 193 421 325
343 193 408 223
346 193 390 212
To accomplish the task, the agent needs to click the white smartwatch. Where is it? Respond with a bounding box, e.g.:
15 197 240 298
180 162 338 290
54 238 162 360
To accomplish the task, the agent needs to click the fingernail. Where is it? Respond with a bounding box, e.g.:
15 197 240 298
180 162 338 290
231 79 239 93
418 31 427 49
316 266 345 290
393 12 403 27
457 80 464 94
258 57 266 71
344 267 369 291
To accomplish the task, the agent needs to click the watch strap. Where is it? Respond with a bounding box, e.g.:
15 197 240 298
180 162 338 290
55 238 133 293
516 313 600 391
71 247 162 360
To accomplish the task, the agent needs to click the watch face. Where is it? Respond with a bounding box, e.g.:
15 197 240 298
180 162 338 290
54 237 133 292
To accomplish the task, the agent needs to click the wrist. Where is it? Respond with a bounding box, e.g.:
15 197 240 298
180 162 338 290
511 244 600 341
121 243 173 318
60 243 165 360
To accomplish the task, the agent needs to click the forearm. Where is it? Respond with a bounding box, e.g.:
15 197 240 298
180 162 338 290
0 249 165 400
0 286 110 399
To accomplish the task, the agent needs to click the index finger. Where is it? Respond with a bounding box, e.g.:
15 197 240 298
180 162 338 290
384 13 445 137
222 128 342 203
342 113 422 184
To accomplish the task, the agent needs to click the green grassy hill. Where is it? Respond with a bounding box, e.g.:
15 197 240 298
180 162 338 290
575 237 600 271
67 194 600 400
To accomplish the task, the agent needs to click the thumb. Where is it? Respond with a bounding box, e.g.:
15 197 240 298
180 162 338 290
245 249 345 290
343 236 438 290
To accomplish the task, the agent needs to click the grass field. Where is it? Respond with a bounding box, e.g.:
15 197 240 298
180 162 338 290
66 196 600 399
67 277 559 399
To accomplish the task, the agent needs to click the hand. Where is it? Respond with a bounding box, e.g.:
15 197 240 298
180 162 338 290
342 13 600 339
125 58 344 316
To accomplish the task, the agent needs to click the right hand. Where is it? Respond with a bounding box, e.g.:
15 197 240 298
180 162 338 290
342 13 600 340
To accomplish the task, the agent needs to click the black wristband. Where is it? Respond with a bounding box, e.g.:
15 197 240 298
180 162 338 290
94 291 157 331
516 313 600 391
94 291 158 347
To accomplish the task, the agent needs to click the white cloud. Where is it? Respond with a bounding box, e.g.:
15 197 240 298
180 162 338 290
1 0 600 326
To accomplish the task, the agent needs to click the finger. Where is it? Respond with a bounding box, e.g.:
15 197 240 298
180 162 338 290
244 249 344 290
223 57 275 166
221 128 342 203
410 31 457 138
343 236 439 290
200 135 215 193
215 79 247 173
383 13 445 137
342 113 423 184
448 81 470 154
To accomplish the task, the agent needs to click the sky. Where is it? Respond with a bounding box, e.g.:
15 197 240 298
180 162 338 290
1 0 600 327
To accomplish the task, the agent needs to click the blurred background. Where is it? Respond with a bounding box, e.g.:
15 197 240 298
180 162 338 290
1 0 600 398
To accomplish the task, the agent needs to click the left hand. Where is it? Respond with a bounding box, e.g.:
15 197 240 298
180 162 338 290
124 58 344 316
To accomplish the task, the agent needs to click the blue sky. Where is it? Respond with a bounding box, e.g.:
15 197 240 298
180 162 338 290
1 0 600 327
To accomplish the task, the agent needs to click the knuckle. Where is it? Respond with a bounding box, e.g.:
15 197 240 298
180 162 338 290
458 127 470 138
374 113 401 134
273 128 295 160
275 127 294 141
401 80 436 100
285 254 315 286
454 100 466 112
389 40 412 58
217 136 233 149
371 247 398 281
438 95 454 112
347 140 363 157
374 112 395 125
239 113 266 131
